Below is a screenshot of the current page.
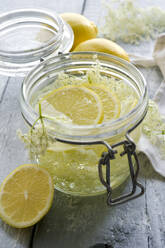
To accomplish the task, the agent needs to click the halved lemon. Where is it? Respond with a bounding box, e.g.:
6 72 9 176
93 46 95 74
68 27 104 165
83 83 121 122
0 164 54 228
40 85 104 125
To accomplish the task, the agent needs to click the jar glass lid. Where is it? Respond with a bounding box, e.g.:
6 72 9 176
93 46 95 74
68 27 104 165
0 9 74 76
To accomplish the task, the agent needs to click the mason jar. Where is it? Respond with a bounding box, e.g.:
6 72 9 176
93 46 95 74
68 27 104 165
20 52 148 205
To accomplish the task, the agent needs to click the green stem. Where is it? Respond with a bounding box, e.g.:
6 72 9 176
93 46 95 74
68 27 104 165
39 103 48 147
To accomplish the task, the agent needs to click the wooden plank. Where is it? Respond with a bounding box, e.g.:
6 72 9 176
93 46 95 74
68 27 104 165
144 160 165 248
0 224 32 248
0 0 84 14
0 77 33 248
81 0 102 22
0 76 9 102
0 77 30 178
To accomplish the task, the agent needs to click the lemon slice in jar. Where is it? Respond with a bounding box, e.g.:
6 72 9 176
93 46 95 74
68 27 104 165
40 85 104 125
0 164 54 228
83 83 121 122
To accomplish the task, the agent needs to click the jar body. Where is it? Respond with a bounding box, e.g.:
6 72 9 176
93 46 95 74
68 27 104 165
38 126 141 196
20 52 148 196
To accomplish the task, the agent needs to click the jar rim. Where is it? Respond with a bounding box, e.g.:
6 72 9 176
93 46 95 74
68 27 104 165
0 8 74 76
0 9 63 56
20 52 148 142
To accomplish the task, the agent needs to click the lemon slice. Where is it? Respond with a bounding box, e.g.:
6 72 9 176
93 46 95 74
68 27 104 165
83 83 121 122
41 85 104 125
0 164 54 228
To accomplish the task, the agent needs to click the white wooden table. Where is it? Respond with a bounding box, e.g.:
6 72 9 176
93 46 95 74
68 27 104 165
0 0 165 247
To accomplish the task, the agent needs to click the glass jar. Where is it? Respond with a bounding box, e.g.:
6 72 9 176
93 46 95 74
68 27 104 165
0 9 73 76
20 52 148 205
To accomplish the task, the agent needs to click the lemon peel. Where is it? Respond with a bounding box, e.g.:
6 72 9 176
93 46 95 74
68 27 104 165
60 12 98 50
73 38 129 61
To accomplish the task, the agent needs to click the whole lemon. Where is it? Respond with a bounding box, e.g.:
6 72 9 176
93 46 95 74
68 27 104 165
60 13 98 51
73 38 130 62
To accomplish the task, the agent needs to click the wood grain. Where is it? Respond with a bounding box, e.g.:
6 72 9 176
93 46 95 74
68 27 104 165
0 77 33 248
0 0 84 14
0 76 9 102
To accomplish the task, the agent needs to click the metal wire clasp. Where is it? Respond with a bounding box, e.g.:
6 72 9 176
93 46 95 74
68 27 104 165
55 114 146 206
98 133 145 206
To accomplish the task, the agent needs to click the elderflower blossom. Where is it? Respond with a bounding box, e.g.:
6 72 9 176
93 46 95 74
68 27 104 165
101 0 165 44
17 118 53 160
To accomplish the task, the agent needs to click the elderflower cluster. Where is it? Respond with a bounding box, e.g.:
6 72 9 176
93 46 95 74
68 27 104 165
17 121 53 161
101 0 165 44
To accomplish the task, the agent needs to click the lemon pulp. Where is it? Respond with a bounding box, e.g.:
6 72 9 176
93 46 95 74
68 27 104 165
82 83 121 122
40 85 104 125
0 164 54 228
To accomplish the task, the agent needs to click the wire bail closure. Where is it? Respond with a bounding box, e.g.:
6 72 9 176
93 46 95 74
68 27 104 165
98 134 144 206
96 113 147 206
